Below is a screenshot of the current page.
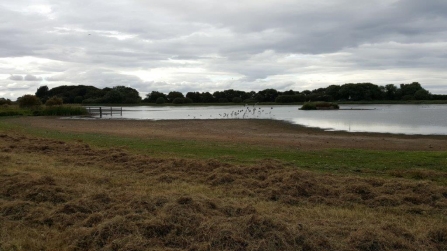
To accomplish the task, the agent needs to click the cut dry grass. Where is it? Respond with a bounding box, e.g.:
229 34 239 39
1 131 447 250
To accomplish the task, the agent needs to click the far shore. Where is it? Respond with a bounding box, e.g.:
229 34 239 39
81 99 447 107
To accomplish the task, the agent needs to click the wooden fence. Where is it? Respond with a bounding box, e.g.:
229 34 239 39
85 107 123 118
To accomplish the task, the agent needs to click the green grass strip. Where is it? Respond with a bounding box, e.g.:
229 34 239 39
1 117 446 184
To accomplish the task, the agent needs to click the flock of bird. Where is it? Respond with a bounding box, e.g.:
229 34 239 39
188 104 276 119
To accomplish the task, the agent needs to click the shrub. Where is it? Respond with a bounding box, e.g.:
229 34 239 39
0 98 12 105
45 97 64 106
18 95 42 108
156 97 166 104
0 110 23 116
300 103 317 110
300 102 339 110
35 106 88 116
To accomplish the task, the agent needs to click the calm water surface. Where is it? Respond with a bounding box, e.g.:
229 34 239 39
89 104 447 135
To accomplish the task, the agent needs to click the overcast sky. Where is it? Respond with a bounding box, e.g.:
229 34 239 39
1 0 447 100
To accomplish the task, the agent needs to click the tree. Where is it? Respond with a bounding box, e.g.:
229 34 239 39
74 96 83 104
102 90 123 103
280 90 295 96
212 91 225 101
200 92 215 103
172 97 192 104
145 91 167 103
275 95 306 103
301 90 311 96
384 84 398 100
414 89 431 100
155 97 166 104
45 85 103 103
111 86 141 103
186 92 201 103
18 95 42 108
400 82 423 97
254 93 265 102
232 97 243 103
325 85 341 100
36 85 49 103
338 83 383 101
257 89 278 102
399 82 431 100
213 89 250 103
167 91 184 102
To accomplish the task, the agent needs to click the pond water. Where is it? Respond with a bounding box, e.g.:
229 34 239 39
87 104 447 135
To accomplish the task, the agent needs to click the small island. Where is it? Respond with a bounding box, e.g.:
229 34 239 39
300 102 340 110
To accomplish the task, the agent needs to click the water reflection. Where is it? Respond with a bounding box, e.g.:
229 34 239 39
88 104 447 135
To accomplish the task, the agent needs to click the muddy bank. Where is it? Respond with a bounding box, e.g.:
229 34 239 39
7 117 447 151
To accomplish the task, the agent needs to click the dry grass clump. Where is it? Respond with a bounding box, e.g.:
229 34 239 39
1 132 447 250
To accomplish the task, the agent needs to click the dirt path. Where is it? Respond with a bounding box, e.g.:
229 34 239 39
8 117 447 151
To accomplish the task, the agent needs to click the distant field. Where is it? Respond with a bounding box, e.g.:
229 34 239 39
1 117 446 250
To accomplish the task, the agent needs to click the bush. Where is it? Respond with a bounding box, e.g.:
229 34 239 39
300 102 339 110
0 98 12 105
156 97 166 104
35 106 88 116
45 97 63 106
0 110 23 116
18 95 42 108
300 103 316 110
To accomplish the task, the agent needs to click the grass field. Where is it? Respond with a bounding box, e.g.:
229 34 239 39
1 117 446 250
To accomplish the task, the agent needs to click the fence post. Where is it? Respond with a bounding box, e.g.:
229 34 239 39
120 107 122 116
99 107 102 118
110 107 113 117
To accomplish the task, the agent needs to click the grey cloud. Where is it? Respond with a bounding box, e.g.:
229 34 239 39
24 74 43 81
45 76 63 82
8 75 23 81
2 0 447 100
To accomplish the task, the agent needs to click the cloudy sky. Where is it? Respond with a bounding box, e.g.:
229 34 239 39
1 0 447 100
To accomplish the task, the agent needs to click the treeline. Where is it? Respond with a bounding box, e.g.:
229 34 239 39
147 82 445 103
16 82 447 105
34 85 142 104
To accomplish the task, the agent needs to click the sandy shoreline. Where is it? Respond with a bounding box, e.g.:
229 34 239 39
7 116 447 151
